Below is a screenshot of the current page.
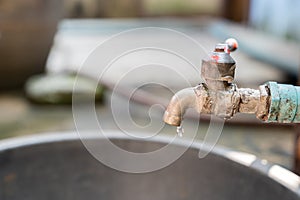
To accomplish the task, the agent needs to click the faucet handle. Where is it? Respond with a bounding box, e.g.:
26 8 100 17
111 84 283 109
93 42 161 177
225 38 238 52
201 38 238 90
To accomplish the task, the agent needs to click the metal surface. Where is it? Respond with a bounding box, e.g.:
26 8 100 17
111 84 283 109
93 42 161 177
0 132 299 200
201 40 237 91
163 87 198 126
164 80 300 124
164 39 300 126
265 82 300 123
163 40 269 126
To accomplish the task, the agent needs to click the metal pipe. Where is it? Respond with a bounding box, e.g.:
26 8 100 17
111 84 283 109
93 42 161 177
163 39 300 127
163 83 268 126
264 82 300 123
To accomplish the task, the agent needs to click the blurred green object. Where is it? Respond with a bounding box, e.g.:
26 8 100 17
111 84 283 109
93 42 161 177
25 74 104 104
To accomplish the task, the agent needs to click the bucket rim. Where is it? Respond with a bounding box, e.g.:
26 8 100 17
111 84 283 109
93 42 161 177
0 130 299 196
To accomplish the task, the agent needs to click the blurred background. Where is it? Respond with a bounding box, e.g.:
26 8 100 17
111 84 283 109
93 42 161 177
0 0 300 173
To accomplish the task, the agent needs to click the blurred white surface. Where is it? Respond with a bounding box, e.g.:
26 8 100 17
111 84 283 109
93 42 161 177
46 19 285 89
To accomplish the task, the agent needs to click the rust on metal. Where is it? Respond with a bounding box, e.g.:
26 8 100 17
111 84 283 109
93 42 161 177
163 39 300 127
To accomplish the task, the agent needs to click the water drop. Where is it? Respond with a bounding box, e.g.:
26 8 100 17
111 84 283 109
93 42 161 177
176 125 184 137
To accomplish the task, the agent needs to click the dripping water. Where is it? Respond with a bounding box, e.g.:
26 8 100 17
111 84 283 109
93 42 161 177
176 125 184 137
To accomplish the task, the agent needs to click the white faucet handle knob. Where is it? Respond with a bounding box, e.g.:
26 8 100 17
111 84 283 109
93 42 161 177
225 38 238 52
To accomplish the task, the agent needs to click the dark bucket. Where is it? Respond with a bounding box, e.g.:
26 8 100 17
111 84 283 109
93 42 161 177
0 131 299 200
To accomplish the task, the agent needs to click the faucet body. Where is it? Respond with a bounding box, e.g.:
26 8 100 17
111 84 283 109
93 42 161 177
163 39 300 126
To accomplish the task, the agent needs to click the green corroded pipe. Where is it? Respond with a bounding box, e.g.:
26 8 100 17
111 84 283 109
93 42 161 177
267 82 300 123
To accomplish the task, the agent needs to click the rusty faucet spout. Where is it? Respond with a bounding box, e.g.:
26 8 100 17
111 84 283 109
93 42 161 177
163 88 197 126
